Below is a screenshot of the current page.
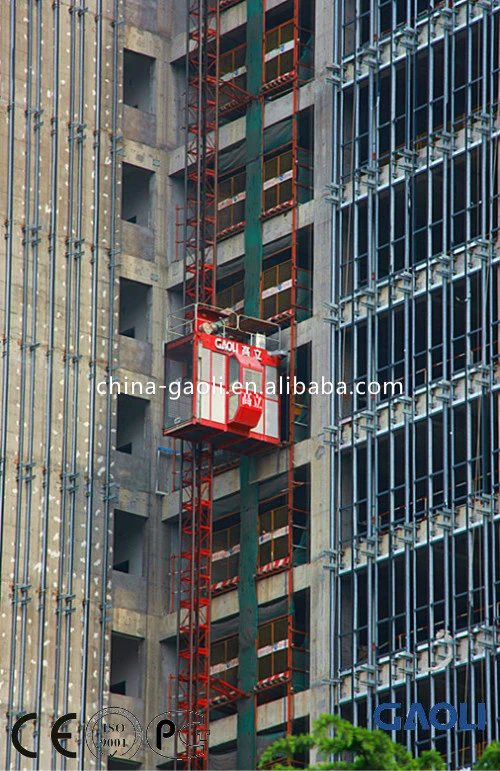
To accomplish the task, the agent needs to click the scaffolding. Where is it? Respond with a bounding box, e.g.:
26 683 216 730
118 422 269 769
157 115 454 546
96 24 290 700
328 1 500 767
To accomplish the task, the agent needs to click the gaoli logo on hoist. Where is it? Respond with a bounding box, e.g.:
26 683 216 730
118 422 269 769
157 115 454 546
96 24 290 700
214 337 263 359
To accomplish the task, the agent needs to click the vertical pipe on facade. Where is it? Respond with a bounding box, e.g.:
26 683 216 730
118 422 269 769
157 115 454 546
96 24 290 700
64 7 86 767
385 27 395 734
487 76 498 743
449 33 460 712
53 3 77 752
425 23 436 748
351 113 359 727
481 5 493 747
17 0 36 724
334 91 343 707
427 15 437 742
388 203 396 744
465 482 475 762
96 0 113 750
78 0 101 761
459 12 473 765
71 0 86 676
405 22 423 753
7 0 31 756
3 8 16 762
387 27 398 745
352 59 359 308
352 72 360 415
0 0 16 618
442 19 453 769
34 0 60 764
405 19 414 749
486 9 499 741
364 15 376 725
28 0 42 753
469 659 477 765
416 19 433 757
494 50 500 734
0 28 17 768
352 305 359 719
329 0 341 717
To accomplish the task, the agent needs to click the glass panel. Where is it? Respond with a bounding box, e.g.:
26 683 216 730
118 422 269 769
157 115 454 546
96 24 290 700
275 506 288 528
258 623 272 647
260 541 272 565
260 511 272 533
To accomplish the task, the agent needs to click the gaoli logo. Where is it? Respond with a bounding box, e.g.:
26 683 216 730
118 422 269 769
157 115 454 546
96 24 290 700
374 703 486 731
213 337 263 359
214 338 240 353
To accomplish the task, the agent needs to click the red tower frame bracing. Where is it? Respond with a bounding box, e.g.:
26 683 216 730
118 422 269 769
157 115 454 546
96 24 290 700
176 1 219 769
174 0 305 765
183 0 219 307
176 444 213 769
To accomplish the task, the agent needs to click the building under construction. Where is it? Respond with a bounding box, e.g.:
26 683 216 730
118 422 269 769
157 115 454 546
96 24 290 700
0 0 499 769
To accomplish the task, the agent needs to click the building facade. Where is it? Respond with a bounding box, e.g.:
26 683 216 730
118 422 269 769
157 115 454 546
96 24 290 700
0 0 331 768
0 0 121 768
329 1 500 768
0 0 499 770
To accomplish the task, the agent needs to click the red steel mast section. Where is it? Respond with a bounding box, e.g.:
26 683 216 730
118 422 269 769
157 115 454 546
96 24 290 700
177 444 213 769
183 0 219 306
177 1 219 768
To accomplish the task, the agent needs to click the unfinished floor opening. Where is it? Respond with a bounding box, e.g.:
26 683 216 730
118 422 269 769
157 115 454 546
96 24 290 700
110 633 143 697
121 163 155 228
112 510 146 575
116 394 149 455
119 278 151 341
123 49 156 113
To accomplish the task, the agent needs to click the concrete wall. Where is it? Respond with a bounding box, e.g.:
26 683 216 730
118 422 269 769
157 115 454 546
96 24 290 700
0 0 120 767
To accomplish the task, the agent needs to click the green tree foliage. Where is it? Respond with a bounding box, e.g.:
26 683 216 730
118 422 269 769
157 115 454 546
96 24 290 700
473 742 500 770
257 714 445 771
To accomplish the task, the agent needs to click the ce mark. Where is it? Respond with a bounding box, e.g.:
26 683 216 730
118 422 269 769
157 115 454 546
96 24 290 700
11 713 77 759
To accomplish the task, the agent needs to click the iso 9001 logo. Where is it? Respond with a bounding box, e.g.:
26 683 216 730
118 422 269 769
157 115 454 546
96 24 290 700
86 708 143 761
